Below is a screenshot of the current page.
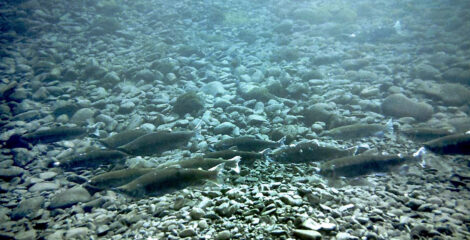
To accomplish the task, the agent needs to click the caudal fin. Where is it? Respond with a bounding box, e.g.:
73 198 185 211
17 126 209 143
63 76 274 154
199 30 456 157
225 156 241 174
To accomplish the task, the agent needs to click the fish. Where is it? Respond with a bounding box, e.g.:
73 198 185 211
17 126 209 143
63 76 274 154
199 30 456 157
117 131 195 156
157 156 240 173
88 168 154 190
214 136 285 152
56 149 128 169
116 164 225 197
319 149 425 178
401 127 453 142
99 129 149 149
423 132 470 155
6 127 88 148
321 120 393 140
270 140 354 163
204 149 265 165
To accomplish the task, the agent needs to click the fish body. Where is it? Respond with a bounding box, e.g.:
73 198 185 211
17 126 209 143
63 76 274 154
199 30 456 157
321 121 392 140
117 165 222 197
157 156 240 173
424 132 470 155
320 153 417 178
270 140 353 163
99 129 148 149
88 168 154 189
117 131 194 156
22 126 87 144
204 150 264 165
402 127 453 142
214 136 284 152
57 149 128 169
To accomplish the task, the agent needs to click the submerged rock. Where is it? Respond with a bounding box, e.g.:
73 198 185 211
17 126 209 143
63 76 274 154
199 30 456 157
173 92 204 116
49 186 91 209
381 94 433 122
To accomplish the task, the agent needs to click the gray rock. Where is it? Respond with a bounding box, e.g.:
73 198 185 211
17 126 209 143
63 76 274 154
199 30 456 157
71 108 96 123
103 71 120 84
215 230 231 240
414 63 440 80
39 171 57 180
96 114 118 131
406 198 424 210
179 228 196 238
15 230 37 240
201 81 226 96
292 229 322 240
29 182 60 192
336 232 359 240
11 196 44 220
381 94 433 122
214 99 231 109
119 101 135 114
49 186 91 209
190 208 204 220
12 148 34 167
247 114 267 125
0 167 25 181
65 227 90 239
214 122 237 135
134 69 155 82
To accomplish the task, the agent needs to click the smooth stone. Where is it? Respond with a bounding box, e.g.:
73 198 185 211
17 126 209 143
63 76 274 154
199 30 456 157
65 227 90 239
292 229 322 240
214 122 237 135
201 81 226 96
336 232 359 240
71 108 96 123
39 172 57 180
247 114 267 125
215 230 231 240
12 148 34 167
11 196 44 220
381 94 433 122
29 182 60 192
15 230 37 240
0 167 25 180
190 208 204 220
179 228 196 238
49 186 91 209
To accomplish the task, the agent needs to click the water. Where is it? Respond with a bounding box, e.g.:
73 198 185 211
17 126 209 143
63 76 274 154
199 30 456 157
1 0 469 239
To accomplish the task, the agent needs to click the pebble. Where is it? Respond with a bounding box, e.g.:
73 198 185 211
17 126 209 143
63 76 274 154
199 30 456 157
190 207 204 220
292 229 322 240
29 182 60 192
71 108 96 123
48 186 91 209
214 230 231 240
179 228 196 238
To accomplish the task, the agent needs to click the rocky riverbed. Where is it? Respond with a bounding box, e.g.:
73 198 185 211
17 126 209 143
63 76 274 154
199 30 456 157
1 0 470 239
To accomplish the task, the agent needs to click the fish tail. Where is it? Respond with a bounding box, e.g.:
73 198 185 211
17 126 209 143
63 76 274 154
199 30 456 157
260 148 273 161
413 147 427 168
385 118 394 135
194 119 204 141
226 156 241 174
209 163 225 184
277 136 286 146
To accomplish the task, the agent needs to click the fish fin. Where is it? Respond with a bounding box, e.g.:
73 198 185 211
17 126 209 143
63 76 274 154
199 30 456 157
194 119 204 140
385 118 394 136
413 147 427 168
226 156 241 174
208 163 225 185
277 136 286 146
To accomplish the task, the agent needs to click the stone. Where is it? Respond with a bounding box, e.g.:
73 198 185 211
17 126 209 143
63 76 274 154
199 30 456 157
201 81 226 96
66 227 90 239
0 167 25 181
381 94 433 122
214 122 237 135
414 63 440 80
247 114 267 125
215 230 231 240
134 69 155 82
12 148 34 167
119 101 135 114
29 182 60 192
39 171 57 180
336 232 359 240
49 186 91 209
190 208 204 220
71 108 96 123
11 196 44 220
15 230 37 240
292 229 322 240
179 228 196 238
